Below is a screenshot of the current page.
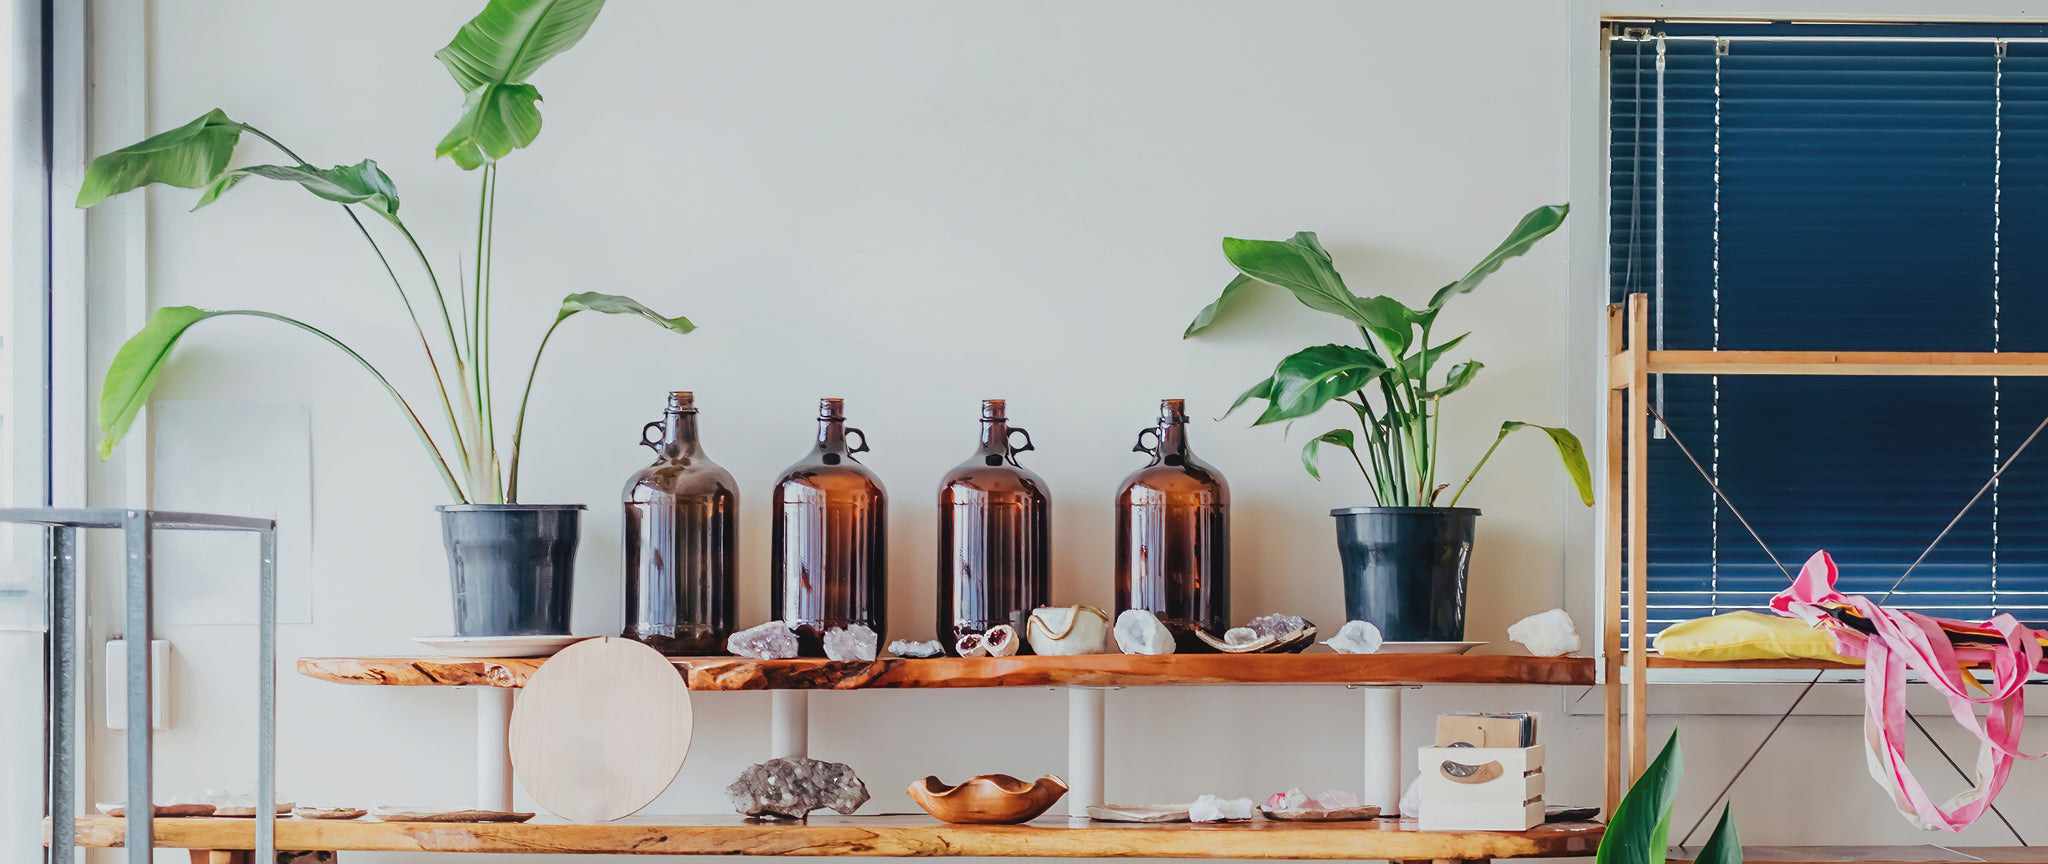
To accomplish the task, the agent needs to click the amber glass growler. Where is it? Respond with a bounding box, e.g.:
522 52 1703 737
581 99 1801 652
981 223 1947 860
1115 398 1230 652
772 398 888 656
937 400 1051 654
623 391 739 654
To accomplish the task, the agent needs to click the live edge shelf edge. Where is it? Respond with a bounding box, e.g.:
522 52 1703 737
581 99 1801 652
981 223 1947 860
296 652 1596 690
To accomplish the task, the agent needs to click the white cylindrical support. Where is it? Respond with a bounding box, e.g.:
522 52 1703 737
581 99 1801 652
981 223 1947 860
1361 686 1403 812
1067 687 1107 818
477 687 514 811
771 690 809 759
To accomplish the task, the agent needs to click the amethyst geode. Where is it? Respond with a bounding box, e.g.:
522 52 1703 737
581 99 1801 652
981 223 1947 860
725 756 870 820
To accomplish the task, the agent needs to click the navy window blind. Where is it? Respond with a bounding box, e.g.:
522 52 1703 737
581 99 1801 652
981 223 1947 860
1609 23 2048 633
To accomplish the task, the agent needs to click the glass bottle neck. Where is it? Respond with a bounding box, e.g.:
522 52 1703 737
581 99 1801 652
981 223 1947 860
1156 421 1190 457
662 411 702 458
817 417 848 452
978 418 1011 455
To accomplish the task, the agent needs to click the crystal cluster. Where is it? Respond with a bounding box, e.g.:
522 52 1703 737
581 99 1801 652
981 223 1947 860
888 639 944 659
1323 620 1383 655
1507 608 1579 657
1114 609 1175 655
728 621 800 660
725 757 870 820
1246 613 1309 639
823 624 877 661
1222 627 1258 646
1262 788 1361 813
1188 794 1253 822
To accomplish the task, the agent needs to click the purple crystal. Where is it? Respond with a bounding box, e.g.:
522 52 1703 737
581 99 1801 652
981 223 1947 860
1247 613 1310 639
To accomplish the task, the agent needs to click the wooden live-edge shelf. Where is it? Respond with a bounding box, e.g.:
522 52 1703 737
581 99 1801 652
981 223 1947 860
1668 846 2046 864
65 815 1606 859
297 652 1596 690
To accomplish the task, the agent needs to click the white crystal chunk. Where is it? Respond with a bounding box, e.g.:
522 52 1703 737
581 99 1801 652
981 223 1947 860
1507 608 1580 656
823 624 878 661
887 639 944 659
728 621 800 660
1027 606 1111 656
1223 627 1258 646
1324 620 1383 655
1188 794 1253 822
1113 609 1175 655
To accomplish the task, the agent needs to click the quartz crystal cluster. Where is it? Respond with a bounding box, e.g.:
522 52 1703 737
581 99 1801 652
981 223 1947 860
1262 788 1361 813
1246 613 1309 639
728 621 800 660
1507 608 1579 657
823 624 878 661
1188 794 1253 822
725 757 870 820
888 639 944 659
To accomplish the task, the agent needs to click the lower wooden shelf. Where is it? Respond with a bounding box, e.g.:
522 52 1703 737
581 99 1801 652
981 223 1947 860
1668 846 2044 864
67 814 1605 859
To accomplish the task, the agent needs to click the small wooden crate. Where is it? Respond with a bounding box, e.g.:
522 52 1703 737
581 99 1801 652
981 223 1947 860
1417 744 1543 831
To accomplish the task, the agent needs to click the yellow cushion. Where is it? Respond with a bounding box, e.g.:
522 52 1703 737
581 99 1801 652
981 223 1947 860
1653 611 1860 664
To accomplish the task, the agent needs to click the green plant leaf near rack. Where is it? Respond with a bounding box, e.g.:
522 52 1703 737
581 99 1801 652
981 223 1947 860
1597 731 1745 864
1187 204 1593 509
77 0 691 505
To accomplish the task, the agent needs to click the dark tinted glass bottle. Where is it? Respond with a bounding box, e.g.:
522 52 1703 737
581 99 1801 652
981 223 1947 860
1114 398 1230 652
937 400 1050 654
771 398 888 656
623 392 739 655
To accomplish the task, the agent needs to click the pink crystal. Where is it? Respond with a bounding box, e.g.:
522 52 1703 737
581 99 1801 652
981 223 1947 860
1311 790 1360 810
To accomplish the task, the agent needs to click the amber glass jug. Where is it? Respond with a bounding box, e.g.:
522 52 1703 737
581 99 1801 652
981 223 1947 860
623 391 739 655
937 399 1051 653
1115 398 1230 652
771 398 888 656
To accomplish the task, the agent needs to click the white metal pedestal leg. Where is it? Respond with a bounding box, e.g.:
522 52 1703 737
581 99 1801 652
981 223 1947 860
1361 686 1403 812
772 690 810 759
1067 687 1107 818
478 688 514 810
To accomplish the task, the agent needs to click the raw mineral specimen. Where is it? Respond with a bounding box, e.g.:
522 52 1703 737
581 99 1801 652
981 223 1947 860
1323 620 1383 655
984 624 1021 657
725 757 870 820
1263 789 1308 811
1507 608 1580 657
1312 789 1360 810
1246 613 1309 639
1113 609 1175 655
888 639 944 659
1188 794 1253 822
728 621 800 660
1223 627 1258 646
956 632 989 658
823 624 878 661
1026 606 1111 656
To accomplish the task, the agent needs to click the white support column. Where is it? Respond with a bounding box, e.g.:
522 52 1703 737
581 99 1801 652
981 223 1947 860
1066 687 1107 818
771 690 810 759
1360 686 1404 812
477 688 514 811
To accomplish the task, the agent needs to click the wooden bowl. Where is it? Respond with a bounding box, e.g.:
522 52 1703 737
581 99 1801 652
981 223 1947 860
907 774 1068 824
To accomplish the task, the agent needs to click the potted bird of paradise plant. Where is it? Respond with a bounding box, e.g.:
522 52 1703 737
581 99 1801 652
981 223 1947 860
1185 204 1592 642
76 0 678 637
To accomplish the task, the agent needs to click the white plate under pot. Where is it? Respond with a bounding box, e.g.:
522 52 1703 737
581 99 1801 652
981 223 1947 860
1376 641 1485 655
413 635 586 658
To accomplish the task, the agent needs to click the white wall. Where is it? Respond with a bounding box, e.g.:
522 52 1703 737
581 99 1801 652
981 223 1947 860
75 1 2047 861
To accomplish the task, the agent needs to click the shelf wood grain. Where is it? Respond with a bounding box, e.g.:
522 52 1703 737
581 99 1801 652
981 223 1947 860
66 814 1605 859
1645 349 2048 377
297 652 1595 690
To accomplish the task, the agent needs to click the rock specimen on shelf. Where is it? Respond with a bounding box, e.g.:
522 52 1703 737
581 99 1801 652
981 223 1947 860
956 632 989 658
1508 608 1580 657
1246 613 1310 640
1187 794 1253 823
984 624 1021 657
1223 627 1258 646
823 624 878 661
888 639 944 659
728 621 801 660
1258 788 1378 821
1027 605 1112 656
1085 803 1190 822
1114 609 1175 655
725 757 870 820
1323 620 1384 655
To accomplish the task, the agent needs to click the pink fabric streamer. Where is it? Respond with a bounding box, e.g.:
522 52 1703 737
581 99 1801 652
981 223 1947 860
1771 550 2047 831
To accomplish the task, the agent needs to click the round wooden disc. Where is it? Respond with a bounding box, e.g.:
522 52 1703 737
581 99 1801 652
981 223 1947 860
509 636 693 822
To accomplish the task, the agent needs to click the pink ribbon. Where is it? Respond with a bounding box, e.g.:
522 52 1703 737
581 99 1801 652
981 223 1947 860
1771 550 2046 831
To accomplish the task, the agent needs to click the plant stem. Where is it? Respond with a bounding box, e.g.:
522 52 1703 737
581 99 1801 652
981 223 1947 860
225 310 467 502
505 316 565 503
482 165 501 503
1448 428 1509 508
470 165 491 499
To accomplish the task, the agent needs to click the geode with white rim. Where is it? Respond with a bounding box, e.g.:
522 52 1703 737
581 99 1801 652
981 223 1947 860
1507 608 1580 657
1113 609 1175 655
728 621 800 660
823 624 878 661
725 757 870 820
1323 620 1383 655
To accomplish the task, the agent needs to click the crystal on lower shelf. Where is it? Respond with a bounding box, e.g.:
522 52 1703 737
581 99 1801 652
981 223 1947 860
725 756 870 820
1188 794 1253 822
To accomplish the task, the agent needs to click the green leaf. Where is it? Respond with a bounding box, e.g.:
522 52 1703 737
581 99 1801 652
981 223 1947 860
1256 344 1389 425
1693 804 1743 864
1596 731 1683 864
1353 295 1418 357
434 0 607 168
1424 360 1483 399
1220 236 1384 330
556 292 696 334
1402 333 1468 382
1184 273 1257 338
97 307 222 460
1428 203 1569 309
76 109 244 208
1288 230 1332 261
1301 428 1357 481
1495 421 1595 506
1221 374 1276 420
193 160 401 223
436 83 545 170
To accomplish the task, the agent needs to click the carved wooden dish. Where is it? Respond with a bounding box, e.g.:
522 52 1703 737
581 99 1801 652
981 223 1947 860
1194 627 1316 654
907 774 1068 824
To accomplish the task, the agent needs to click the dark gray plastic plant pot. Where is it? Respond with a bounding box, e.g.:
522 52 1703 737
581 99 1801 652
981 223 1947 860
438 504 585 637
1330 506 1478 643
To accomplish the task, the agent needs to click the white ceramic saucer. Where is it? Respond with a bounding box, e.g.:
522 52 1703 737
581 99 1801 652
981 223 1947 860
1377 641 1485 655
413 635 585 658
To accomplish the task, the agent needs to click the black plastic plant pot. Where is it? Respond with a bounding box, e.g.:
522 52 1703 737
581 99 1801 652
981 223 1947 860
438 504 586 637
1329 506 1478 643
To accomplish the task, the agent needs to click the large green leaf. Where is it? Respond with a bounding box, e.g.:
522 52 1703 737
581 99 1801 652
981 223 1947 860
1596 731 1684 864
1220 236 1385 331
1184 273 1256 338
76 109 243 208
1257 344 1389 425
97 307 221 460
1301 428 1358 481
1353 294 1418 357
1424 360 1483 399
556 291 695 333
1220 374 1276 420
193 160 401 223
1693 805 1743 864
1498 421 1595 506
1401 333 1468 382
434 0 607 168
1427 203 1570 309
